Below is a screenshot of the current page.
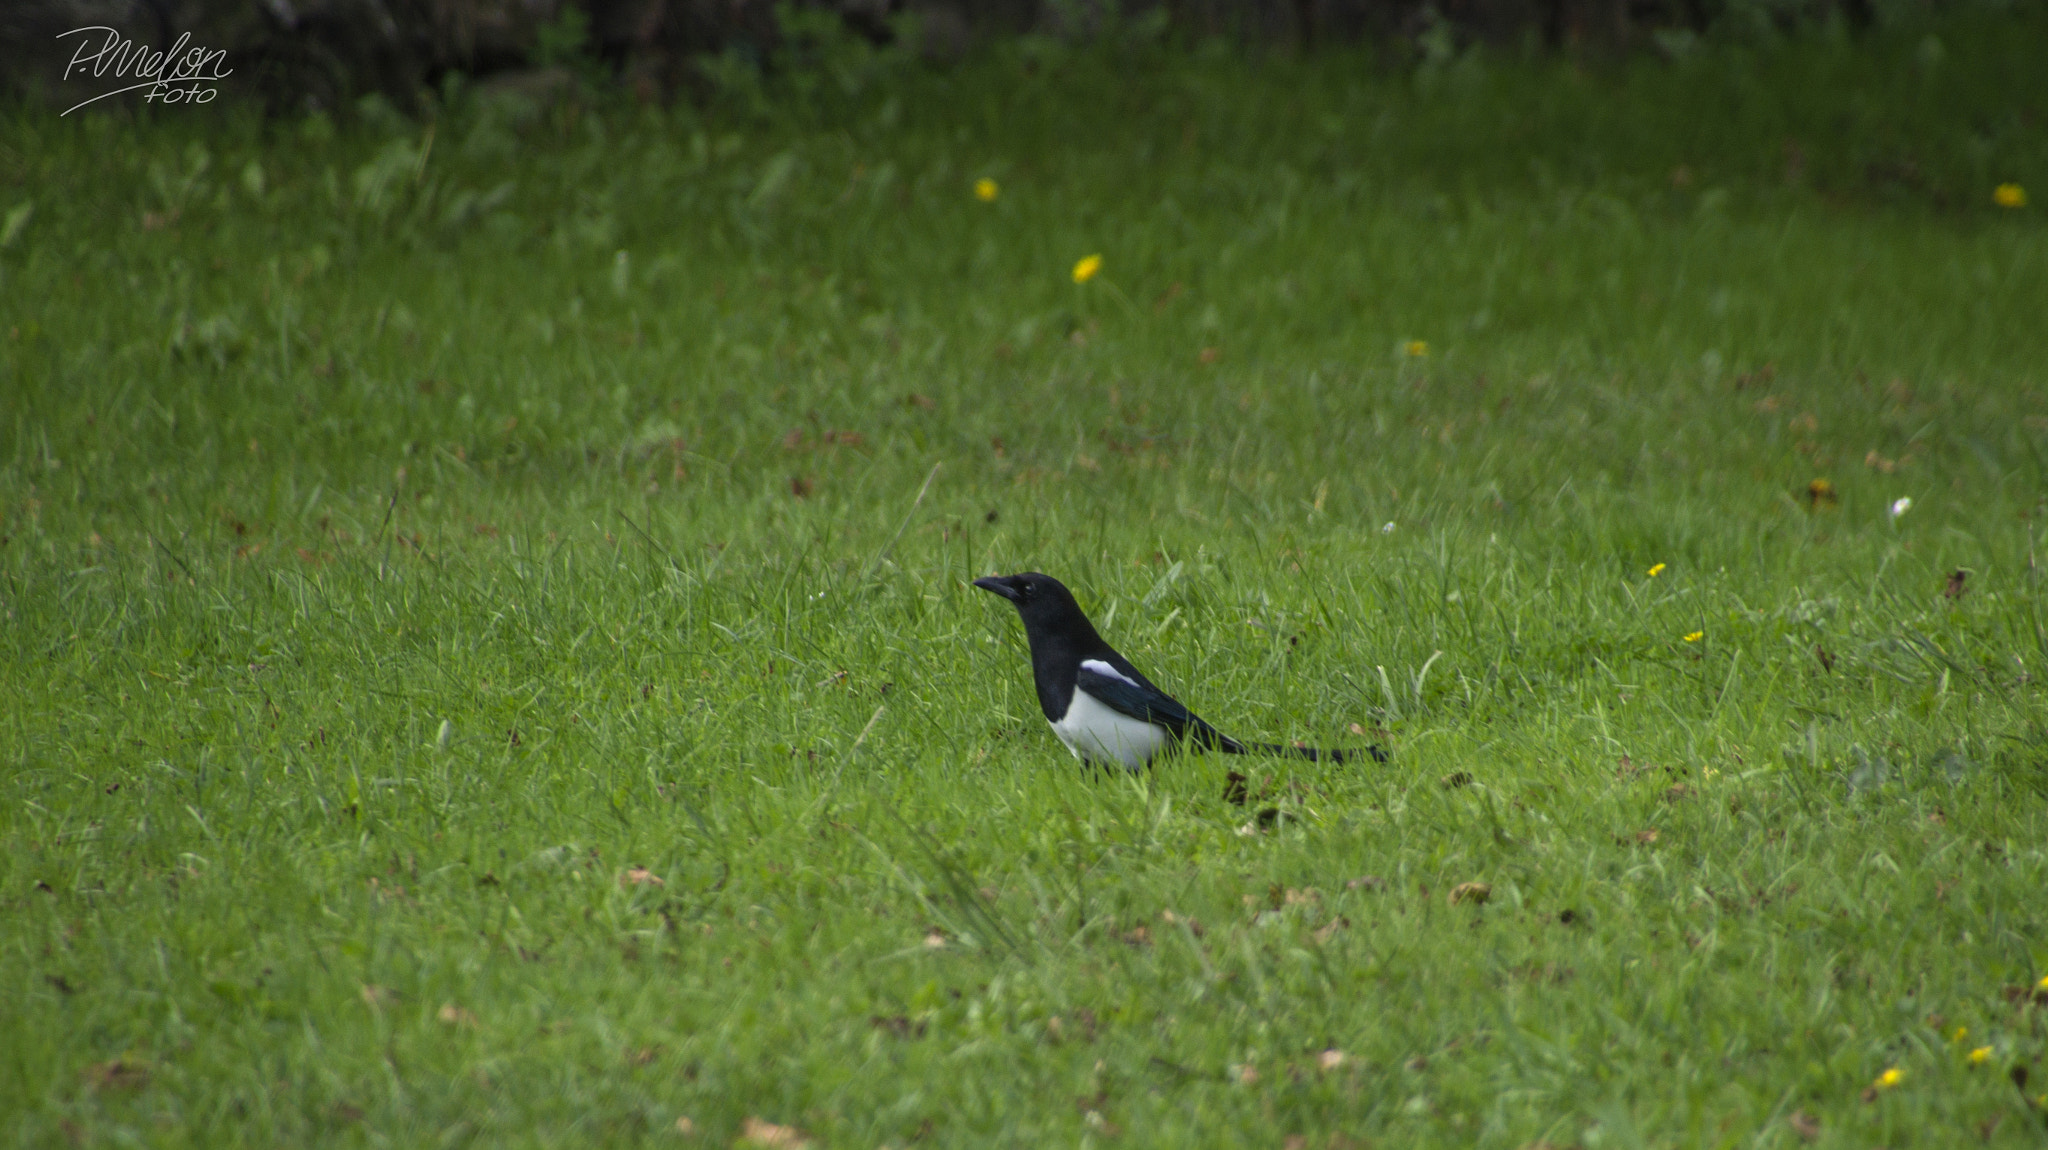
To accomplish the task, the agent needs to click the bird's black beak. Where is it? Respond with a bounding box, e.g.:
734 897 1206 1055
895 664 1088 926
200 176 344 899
972 576 1020 602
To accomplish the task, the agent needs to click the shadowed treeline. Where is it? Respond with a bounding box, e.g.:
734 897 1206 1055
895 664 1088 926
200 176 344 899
2 0 2011 115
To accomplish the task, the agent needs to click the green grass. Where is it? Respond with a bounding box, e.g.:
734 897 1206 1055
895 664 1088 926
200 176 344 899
5 11 2048 1147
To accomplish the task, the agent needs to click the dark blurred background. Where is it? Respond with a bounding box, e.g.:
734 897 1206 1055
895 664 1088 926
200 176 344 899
0 0 1993 115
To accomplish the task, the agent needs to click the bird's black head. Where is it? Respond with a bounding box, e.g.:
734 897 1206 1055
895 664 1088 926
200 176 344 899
971 571 1088 631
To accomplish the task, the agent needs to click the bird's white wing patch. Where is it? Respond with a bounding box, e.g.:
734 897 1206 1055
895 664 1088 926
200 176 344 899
1051 687 1168 770
1078 659 1139 687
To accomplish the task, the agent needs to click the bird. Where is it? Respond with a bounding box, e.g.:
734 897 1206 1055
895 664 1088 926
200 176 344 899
972 571 1385 770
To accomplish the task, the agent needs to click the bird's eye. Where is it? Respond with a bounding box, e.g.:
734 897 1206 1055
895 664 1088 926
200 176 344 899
1017 582 1035 599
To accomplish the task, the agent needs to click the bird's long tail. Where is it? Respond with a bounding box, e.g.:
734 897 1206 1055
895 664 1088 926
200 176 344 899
1224 740 1388 764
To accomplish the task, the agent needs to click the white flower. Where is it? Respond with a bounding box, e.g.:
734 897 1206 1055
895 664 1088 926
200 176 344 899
1889 497 1913 521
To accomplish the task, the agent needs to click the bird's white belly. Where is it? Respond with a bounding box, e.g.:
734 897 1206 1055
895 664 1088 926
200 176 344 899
1050 688 1168 769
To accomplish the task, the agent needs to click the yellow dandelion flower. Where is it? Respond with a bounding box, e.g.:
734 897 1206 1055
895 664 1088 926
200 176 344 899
1993 183 2028 209
2037 973 2048 990
1967 1046 1992 1065
1072 254 1102 284
1952 1026 1969 1043
1683 631 1703 643
1876 1067 1903 1089
974 177 999 202
1404 340 1430 358
1647 563 1666 577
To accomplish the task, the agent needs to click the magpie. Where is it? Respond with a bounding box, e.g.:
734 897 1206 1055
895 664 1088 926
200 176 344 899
972 572 1385 770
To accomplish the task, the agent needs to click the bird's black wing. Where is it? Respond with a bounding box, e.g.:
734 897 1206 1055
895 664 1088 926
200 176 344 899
1075 657 1382 764
1073 662 1241 752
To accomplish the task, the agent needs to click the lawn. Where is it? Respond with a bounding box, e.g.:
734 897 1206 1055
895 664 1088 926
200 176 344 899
4 11 2048 1147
